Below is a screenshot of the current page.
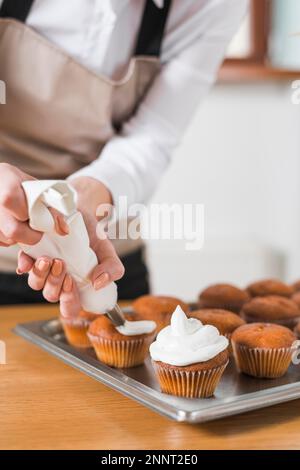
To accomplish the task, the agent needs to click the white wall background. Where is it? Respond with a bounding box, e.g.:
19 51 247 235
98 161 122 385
145 81 300 301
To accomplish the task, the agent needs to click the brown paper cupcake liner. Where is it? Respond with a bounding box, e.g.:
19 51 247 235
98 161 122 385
152 361 228 398
88 334 154 368
61 319 92 349
232 342 295 378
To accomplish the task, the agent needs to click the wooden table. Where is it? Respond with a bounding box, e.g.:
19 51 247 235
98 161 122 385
1 304 300 450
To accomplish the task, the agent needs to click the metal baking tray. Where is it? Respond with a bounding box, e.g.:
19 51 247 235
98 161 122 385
14 314 300 423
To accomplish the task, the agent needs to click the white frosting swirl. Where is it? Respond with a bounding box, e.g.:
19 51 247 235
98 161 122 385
149 305 228 366
116 319 156 336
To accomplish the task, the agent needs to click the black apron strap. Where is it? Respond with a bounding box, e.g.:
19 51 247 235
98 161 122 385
0 0 34 22
135 0 172 57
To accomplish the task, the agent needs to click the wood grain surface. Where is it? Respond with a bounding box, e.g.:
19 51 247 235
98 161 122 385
1 304 300 450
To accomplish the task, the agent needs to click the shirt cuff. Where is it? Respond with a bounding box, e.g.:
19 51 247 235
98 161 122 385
68 159 136 221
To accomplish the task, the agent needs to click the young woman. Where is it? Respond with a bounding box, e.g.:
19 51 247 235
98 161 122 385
0 0 247 317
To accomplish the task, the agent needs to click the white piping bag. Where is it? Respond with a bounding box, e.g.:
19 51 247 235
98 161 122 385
20 180 118 314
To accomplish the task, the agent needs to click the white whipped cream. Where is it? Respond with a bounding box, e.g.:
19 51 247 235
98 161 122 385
116 319 156 336
149 305 228 366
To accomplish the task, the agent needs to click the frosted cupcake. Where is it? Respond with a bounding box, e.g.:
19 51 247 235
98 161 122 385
88 313 157 368
150 306 229 398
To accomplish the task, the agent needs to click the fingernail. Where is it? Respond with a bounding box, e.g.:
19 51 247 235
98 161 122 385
51 259 63 277
94 272 109 290
63 274 73 293
36 259 49 273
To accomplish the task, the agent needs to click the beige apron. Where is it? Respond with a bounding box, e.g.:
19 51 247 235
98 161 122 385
0 0 171 272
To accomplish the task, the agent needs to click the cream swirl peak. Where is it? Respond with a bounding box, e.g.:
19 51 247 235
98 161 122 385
149 305 228 366
116 319 156 336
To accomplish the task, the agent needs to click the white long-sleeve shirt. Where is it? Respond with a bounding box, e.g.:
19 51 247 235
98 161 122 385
1 0 248 217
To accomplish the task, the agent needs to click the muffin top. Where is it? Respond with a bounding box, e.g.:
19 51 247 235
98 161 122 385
132 295 189 317
241 295 300 321
246 279 293 298
149 306 229 367
232 322 296 349
189 309 245 335
198 283 249 313
88 312 156 341
292 280 300 293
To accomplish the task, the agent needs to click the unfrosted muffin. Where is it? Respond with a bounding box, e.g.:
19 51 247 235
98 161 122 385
198 283 249 313
189 308 245 351
241 295 300 329
132 295 189 332
246 279 293 298
232 323 297 378
60 310 99 348
150 306 229 398
88 312 156 368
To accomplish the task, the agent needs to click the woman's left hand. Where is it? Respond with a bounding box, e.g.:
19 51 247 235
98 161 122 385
17 177 125 319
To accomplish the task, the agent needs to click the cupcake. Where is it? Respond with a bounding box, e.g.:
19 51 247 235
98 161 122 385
61 310 99 348
246 279 293 298
88 312 156 368
241 295 300 329
232 323 297 378
198 283 249 313
189 308 245 352
150 305 229 398
132 295 189 333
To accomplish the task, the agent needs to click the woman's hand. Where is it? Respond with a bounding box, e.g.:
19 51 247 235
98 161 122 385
17 177 125 319
72 177 125 291
18 253 80 318
0 163 69 247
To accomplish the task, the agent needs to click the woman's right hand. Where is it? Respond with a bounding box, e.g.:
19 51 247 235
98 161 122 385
0 163 68 247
